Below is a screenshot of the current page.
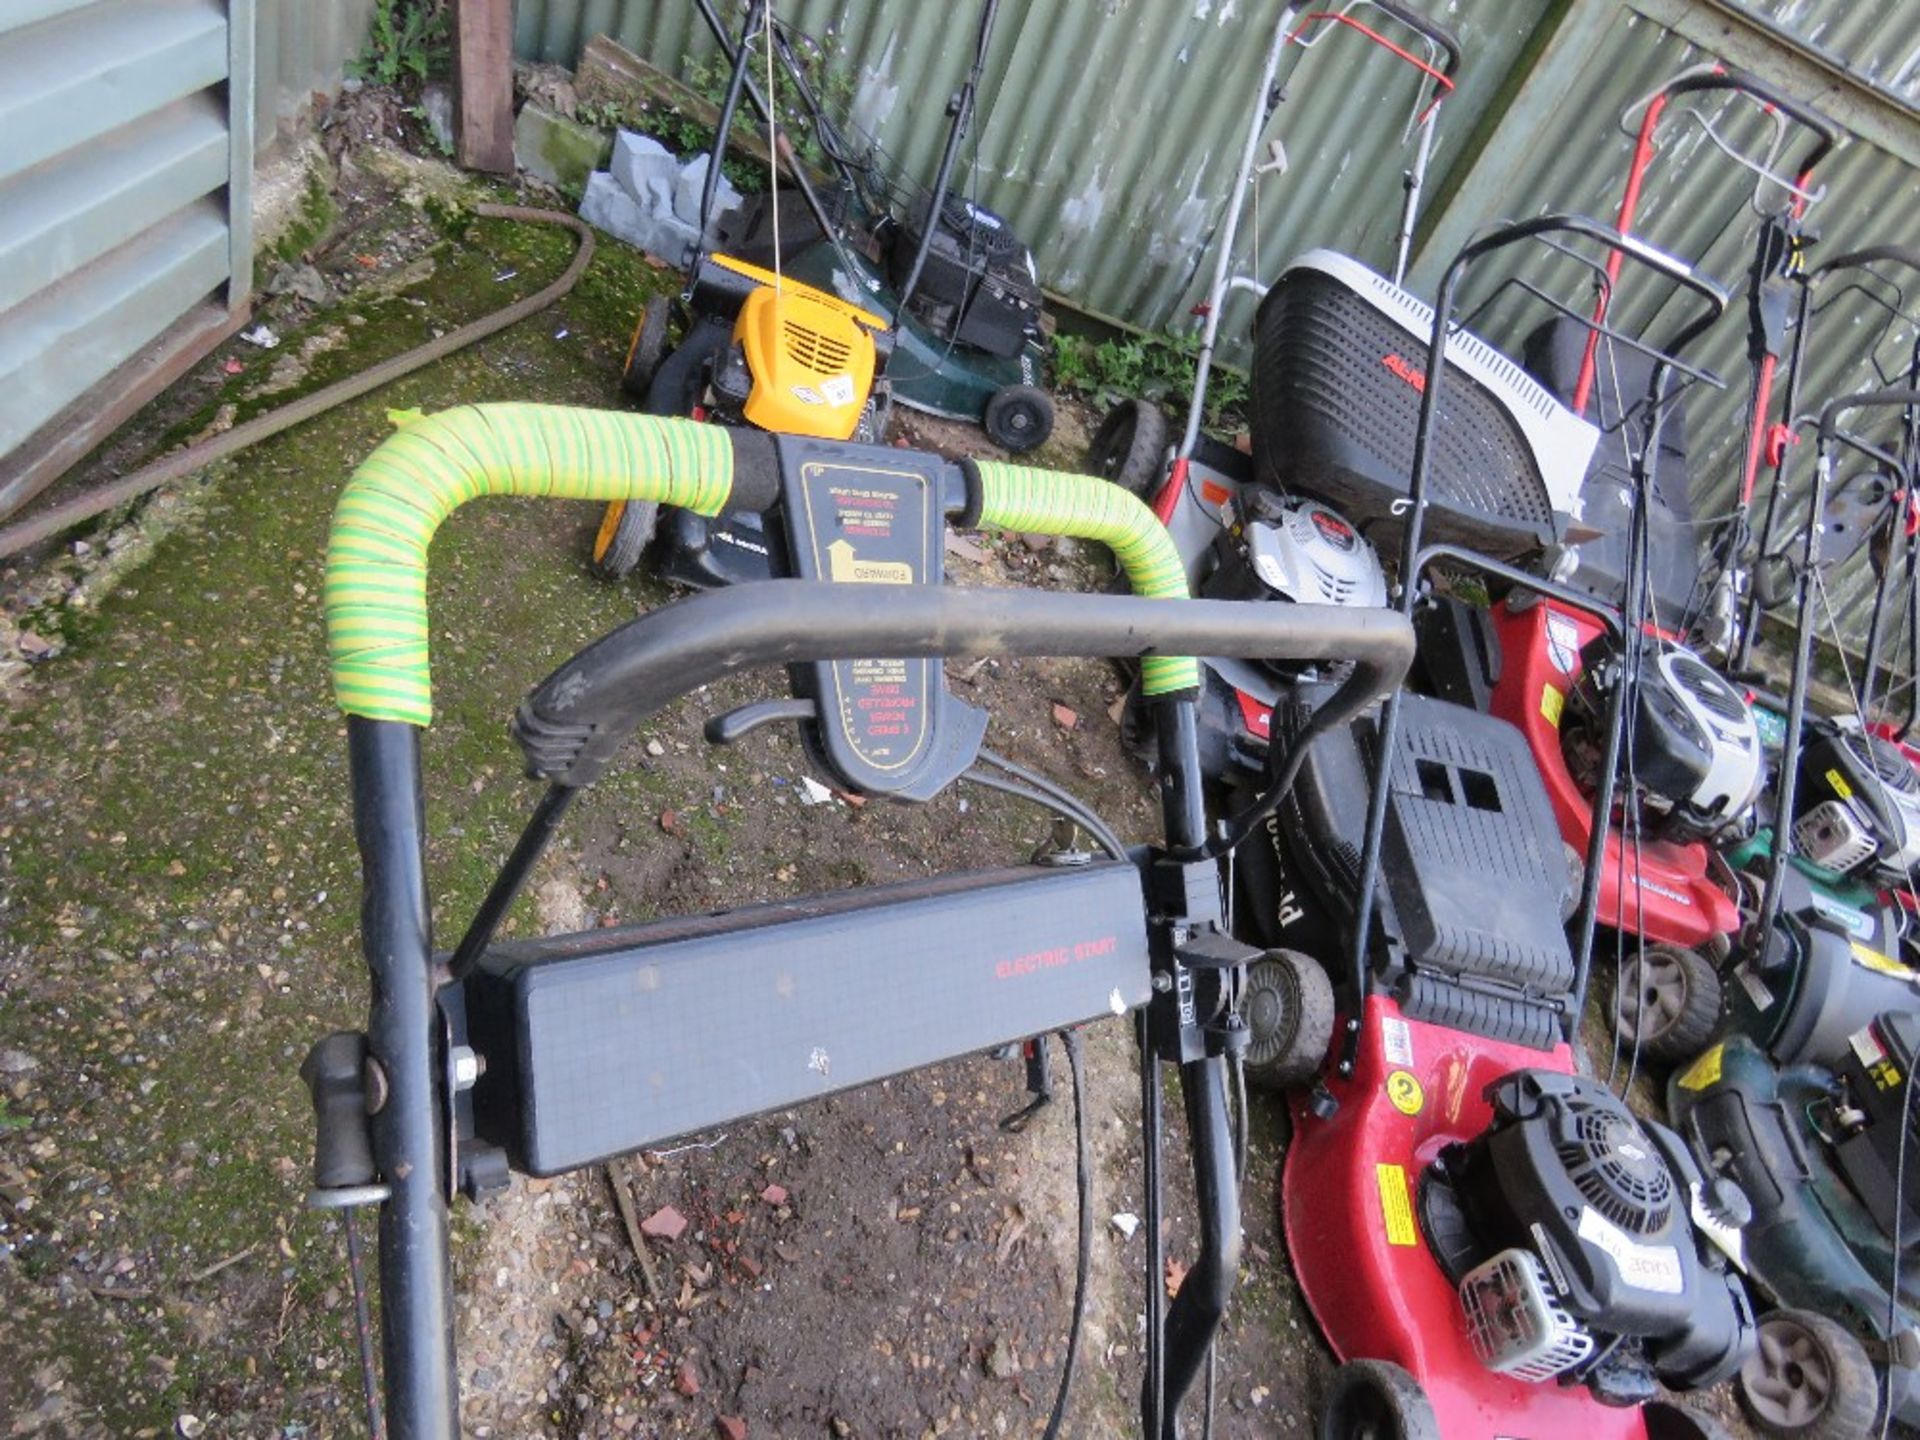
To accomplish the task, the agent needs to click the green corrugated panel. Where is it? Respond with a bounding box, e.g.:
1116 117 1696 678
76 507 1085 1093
511 0 1542 341
256 0 372 148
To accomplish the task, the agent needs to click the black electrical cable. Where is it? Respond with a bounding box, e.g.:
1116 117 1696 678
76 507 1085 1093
1040 1028 1092 1440
976 746 1130 859
959 768 1127 861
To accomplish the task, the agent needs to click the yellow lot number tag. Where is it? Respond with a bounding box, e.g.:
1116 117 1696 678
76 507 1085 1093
1377 1164 1417 1246
1386 1069 1424 1115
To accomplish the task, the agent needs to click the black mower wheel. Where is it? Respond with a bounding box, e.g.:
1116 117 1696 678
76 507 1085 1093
1613 943 1722 1065
620 297 671 400
1085 398 1169 497
1320 1359 1441 1440
590 500 660 580
1739 1309 1879 1440
984 383 1054 453
1243 948 1335 1091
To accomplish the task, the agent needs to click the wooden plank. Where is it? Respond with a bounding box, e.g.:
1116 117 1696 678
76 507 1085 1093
0 299 248 521
453 0 514 175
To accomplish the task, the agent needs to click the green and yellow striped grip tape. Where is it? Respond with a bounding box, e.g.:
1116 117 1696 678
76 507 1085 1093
326 404 732 726
974 461 1199 696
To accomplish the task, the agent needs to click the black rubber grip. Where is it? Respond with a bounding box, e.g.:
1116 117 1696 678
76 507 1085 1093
727 430 782 513
1668 65 1841 163
1367 0 1462 78
1817 244 1920 281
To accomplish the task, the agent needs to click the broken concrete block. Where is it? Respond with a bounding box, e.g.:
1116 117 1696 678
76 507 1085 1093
673 150 741 230
419 81 454 154
514 102 613 195
579 171 699 267
611 129 678 205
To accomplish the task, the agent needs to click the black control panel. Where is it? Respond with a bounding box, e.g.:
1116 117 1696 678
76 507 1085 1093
776 436 985 798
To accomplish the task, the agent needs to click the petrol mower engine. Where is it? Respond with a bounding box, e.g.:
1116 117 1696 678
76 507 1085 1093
1793 729 1920 886
886 194 1044 359
1561 636 1764 844
1421 1071 1755 1406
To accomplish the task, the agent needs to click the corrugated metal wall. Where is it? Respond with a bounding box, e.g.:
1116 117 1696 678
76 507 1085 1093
0 0 255 471
0 0 370 498
516 0 1920 664
512 0 1546 333
256 0 374 150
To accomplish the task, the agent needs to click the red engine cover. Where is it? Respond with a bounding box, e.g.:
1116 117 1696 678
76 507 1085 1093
1284 996 1650 1439
1488 600 1739 950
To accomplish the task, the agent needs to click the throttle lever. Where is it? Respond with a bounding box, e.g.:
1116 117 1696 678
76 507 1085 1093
704 697 819 745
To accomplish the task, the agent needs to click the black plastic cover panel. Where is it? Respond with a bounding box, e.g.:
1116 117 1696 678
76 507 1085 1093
464 863 1150 1176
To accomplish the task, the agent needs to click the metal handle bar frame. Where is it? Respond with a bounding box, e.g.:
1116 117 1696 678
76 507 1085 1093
1174 0 1456 466
1335 212 1725 1076
1618 62 1842 185
1410 545 1628 1027
1754 389 1920 948
1742 251 1920 669
350 569 1414 1437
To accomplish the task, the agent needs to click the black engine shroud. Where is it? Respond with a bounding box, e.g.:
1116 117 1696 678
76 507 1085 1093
1421 1071 1754 1403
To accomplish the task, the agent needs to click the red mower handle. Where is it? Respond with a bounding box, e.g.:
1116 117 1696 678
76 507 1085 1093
1625 63 1841 175
1364 0 1462 78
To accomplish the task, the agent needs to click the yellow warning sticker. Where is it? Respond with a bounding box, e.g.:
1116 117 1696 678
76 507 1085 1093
1851 940 1917 980
1871 1060 1904 1091
1677 1043 1724 1092
1386 1069 1425 1116
1377 1164 1417 1246
1826 767 1854 801
1540 683 1565 728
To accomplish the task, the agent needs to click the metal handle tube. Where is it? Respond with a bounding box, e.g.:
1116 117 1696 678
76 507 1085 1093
513 583 1413 789
1342 215 1720 1070
1755 389 1920 945
349 718 457 1439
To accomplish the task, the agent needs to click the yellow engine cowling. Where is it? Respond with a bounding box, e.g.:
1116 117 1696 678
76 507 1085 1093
731 280 879 440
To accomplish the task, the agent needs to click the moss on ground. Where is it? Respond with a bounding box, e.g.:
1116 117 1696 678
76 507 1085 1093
0 190 687 1433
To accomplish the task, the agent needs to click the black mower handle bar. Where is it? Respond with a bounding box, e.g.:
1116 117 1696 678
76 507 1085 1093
512 583 1416 790
1457 213 1730 362
1818 389 1920 455
1816 244 1920 282
1630 64 1842 170
1361 0 1463 79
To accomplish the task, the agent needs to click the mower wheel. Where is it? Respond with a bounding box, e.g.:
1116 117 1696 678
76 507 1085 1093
621 297 671 399
1086 399 1169 497
1243 949 1335 1091
1320 1359 1441 1440
1613 943 1722 1065
590 500 659 580
984 384 1054 453
1740 1309 1878 1440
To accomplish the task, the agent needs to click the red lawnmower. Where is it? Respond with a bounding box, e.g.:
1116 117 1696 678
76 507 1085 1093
1231 213 1758 1438
1428 70 1841 1068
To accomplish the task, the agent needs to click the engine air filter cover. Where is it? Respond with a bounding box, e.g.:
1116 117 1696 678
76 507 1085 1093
1460 1247 1596 1381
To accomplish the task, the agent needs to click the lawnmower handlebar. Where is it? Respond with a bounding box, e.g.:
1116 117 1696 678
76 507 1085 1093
1628 64 1841 172
512 583 1415 789
1816 244 1920 282
1816 389 1920 455
1456 213 1730 360
1364 0 1462 79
